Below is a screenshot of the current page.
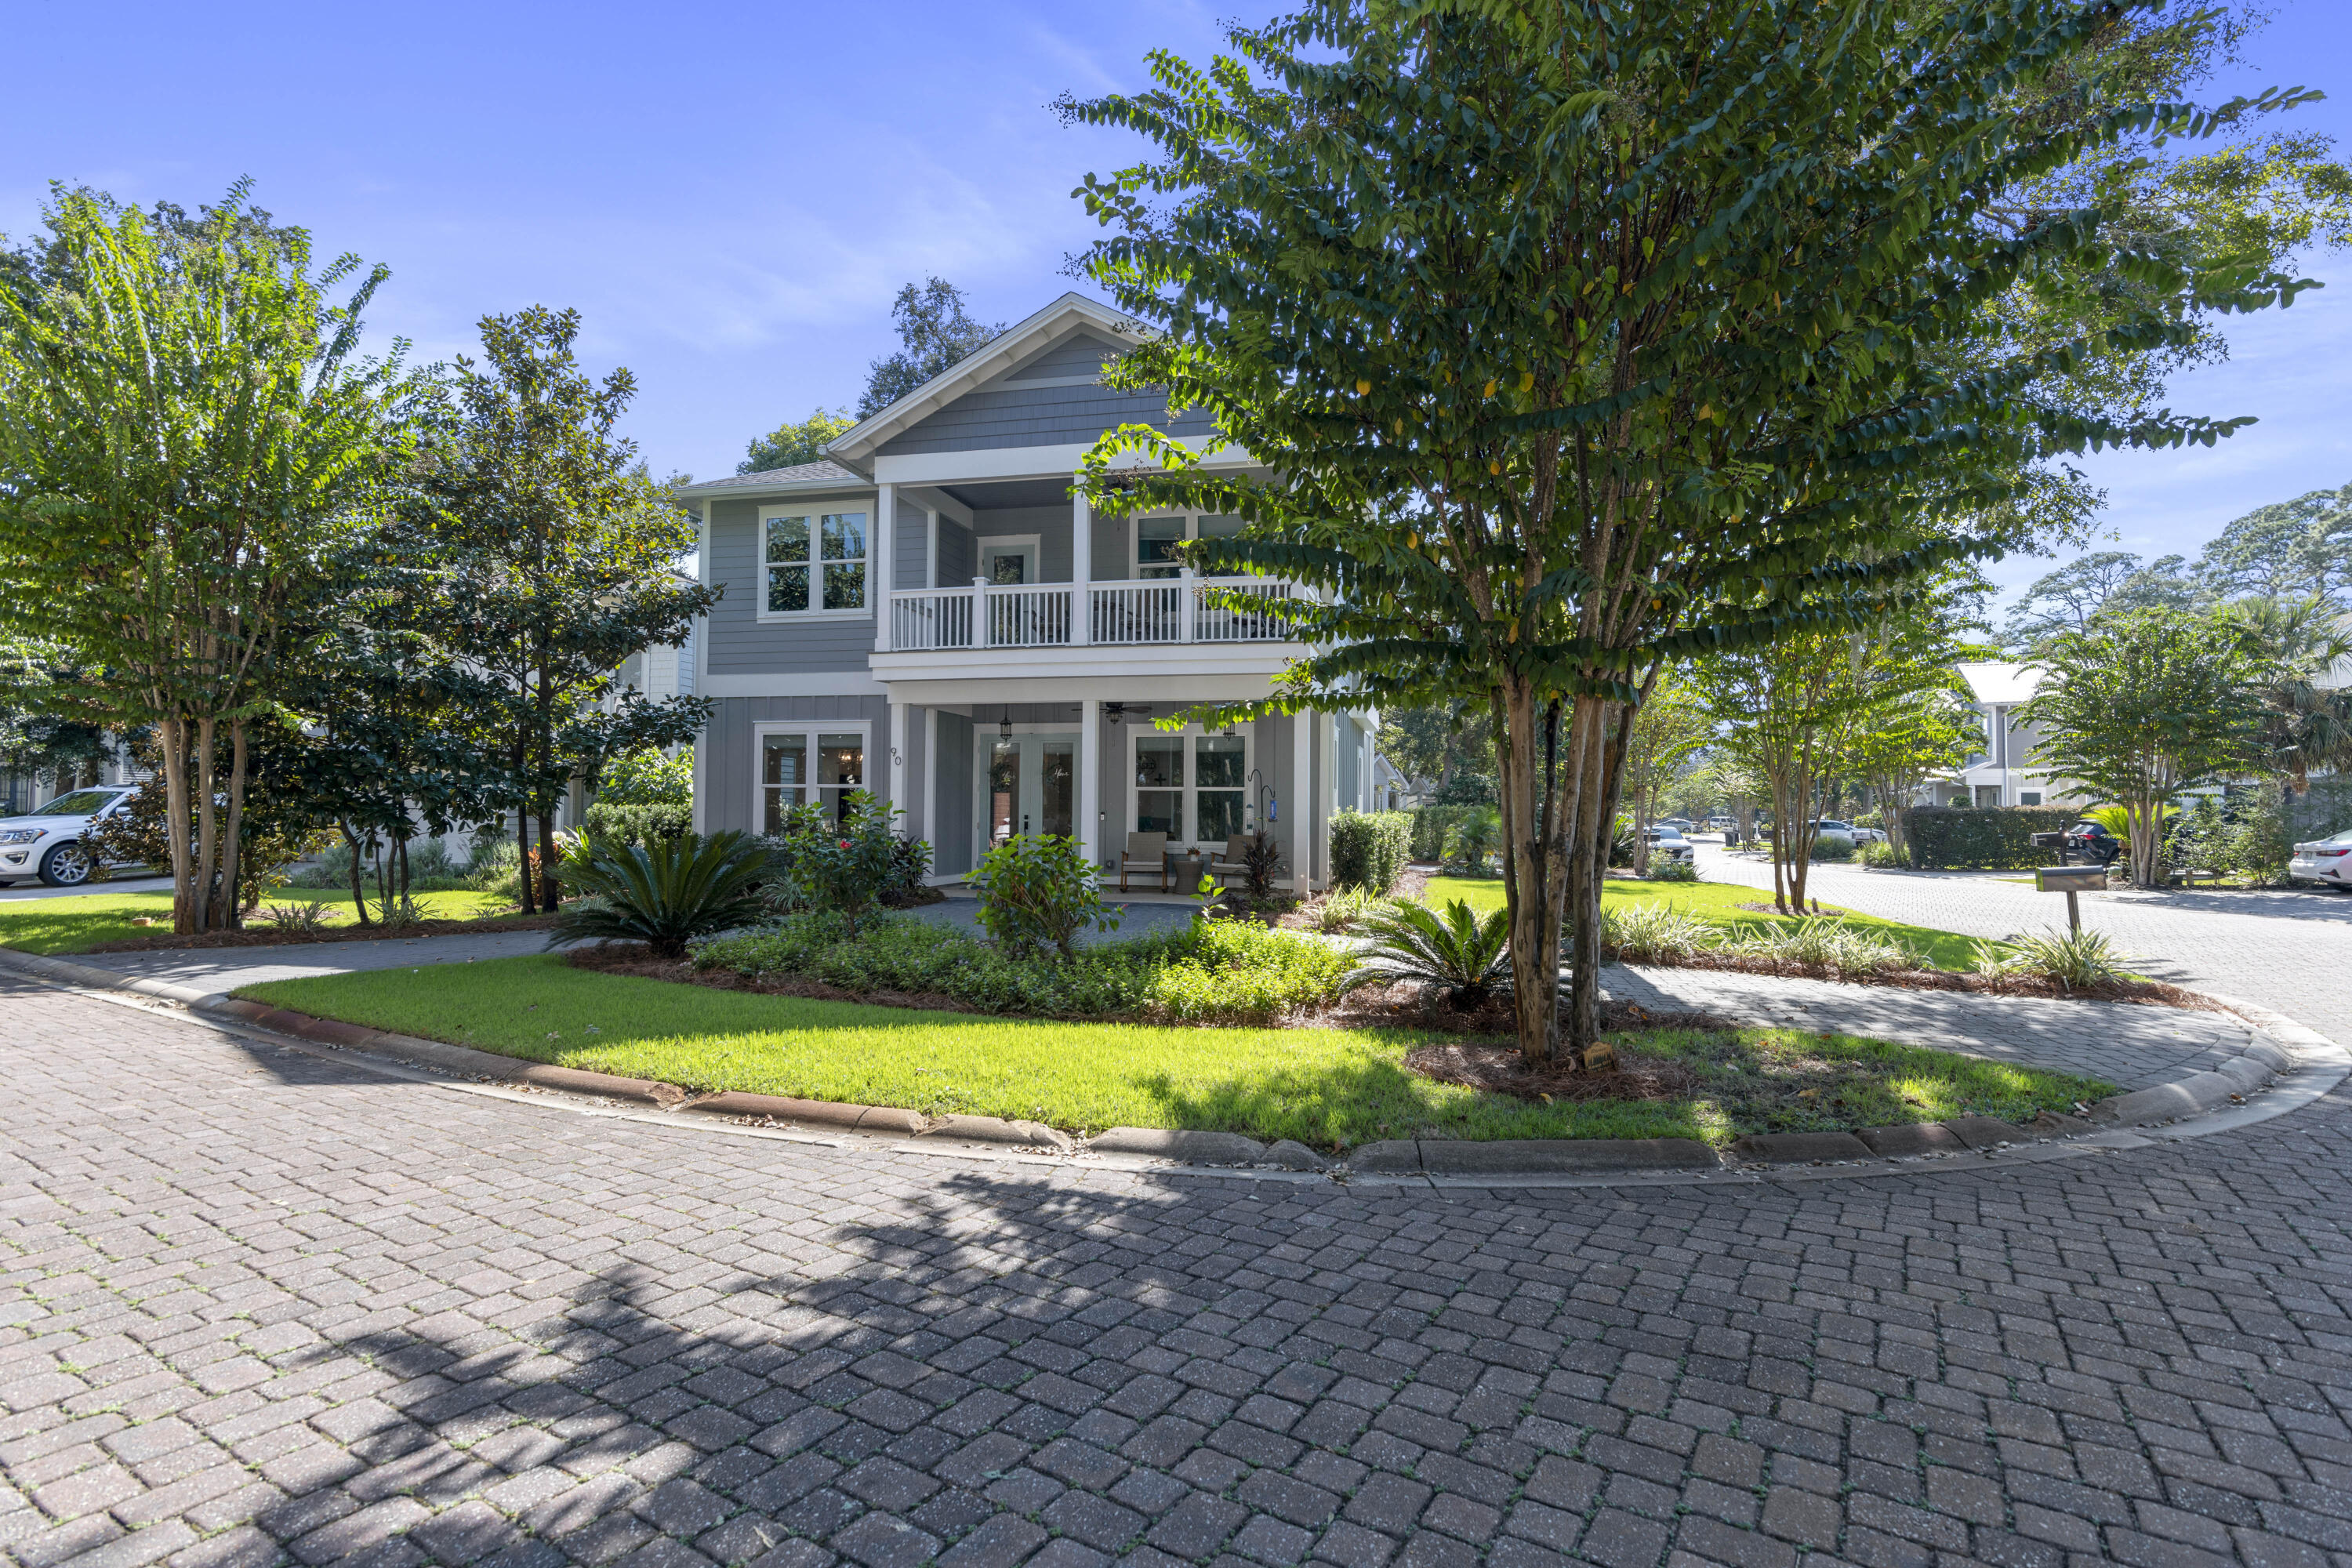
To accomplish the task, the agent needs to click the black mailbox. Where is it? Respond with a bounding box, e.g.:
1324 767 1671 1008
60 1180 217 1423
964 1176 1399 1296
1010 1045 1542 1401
2035 866 2107 894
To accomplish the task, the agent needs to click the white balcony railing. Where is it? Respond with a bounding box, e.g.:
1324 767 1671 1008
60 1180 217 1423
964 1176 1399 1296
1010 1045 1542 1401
886 574 1305 653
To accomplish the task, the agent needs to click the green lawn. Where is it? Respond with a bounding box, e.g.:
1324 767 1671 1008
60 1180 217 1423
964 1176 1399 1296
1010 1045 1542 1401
1423 874 1986 971
237 954 2109 1148
0 887 514 955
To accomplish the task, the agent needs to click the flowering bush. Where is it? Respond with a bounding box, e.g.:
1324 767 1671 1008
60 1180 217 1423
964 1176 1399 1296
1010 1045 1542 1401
967 833 1118 959
762 790 924 932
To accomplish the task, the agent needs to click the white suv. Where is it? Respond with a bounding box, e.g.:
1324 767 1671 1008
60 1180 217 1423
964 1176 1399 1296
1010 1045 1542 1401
0 786 133 887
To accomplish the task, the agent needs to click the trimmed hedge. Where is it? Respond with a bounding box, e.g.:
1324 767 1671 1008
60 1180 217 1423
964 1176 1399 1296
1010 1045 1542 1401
1899 806 2074 869
583 800 694 848
1330 810 1412 891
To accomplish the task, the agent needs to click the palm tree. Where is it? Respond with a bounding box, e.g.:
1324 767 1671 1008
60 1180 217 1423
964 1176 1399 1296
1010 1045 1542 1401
2217 595 2352 793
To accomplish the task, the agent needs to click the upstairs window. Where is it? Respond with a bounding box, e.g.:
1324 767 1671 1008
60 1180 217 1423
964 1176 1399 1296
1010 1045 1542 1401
1135 513 1245 579
764 510 866 615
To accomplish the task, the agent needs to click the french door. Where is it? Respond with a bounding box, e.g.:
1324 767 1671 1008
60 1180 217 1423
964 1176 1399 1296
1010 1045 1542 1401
977 731 1078 847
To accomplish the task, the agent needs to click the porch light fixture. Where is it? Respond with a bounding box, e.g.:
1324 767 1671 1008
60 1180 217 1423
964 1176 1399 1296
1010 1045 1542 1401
999 707 1014 741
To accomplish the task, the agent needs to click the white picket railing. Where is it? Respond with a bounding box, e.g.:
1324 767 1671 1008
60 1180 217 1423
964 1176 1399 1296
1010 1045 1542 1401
885 575 1305 652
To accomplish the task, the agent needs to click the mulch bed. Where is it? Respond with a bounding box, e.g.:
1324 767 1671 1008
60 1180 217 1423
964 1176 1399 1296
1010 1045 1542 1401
1406 1039 1698 1104
81 912 561 953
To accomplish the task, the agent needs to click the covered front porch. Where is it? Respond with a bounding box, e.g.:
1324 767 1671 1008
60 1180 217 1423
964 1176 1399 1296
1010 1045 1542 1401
870 677 1381 892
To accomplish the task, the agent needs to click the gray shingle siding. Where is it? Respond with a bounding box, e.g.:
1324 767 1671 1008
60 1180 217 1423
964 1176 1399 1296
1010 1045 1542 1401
1000 332 1124 382
704 495 876 676
936 519 975 585
877 383 1218 457
971 506 1074 582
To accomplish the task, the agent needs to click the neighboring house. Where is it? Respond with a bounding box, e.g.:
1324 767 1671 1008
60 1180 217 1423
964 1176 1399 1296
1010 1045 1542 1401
674 292 1380 889
1917 662 2091 809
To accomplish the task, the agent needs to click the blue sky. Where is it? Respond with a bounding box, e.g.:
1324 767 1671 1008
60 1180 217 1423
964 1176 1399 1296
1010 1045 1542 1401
4 0 2346 607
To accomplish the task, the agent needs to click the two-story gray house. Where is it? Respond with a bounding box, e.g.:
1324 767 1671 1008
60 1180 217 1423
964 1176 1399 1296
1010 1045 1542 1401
677 293 1379 890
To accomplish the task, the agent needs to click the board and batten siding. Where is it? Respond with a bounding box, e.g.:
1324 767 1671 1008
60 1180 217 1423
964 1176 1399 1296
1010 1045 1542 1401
935 711 974 873
703 494 876 677
700 695 891 835
876 328 1218 458
894 494 927 593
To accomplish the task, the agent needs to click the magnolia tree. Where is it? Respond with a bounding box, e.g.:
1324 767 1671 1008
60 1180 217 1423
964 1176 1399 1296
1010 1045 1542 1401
2019 608 2265 886
0 187 414 931
1062 0 2299 1062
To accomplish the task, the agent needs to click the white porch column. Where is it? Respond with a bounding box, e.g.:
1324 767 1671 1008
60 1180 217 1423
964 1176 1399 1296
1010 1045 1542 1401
1078 698 1102 875
873 484 895 652
923 707 939 851
1290 710 1312 892
1071 483 1093 646
888 700 908 819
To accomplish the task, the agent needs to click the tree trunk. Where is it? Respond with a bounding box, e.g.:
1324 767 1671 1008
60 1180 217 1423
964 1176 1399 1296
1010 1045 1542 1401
514 800 536 915
1498 675 1559 1066
1559 693 1618 1058
537 804 561 909
192 717 220 935
217 718 249 926
343 823 372 925
161 719 198 934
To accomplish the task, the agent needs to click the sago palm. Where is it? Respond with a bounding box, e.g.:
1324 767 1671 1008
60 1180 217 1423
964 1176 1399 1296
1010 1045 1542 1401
552 830 774 960
1341 898 1513 1010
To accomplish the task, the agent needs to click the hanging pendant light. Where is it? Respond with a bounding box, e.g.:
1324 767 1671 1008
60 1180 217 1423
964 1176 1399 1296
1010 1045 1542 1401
999 706 1014 740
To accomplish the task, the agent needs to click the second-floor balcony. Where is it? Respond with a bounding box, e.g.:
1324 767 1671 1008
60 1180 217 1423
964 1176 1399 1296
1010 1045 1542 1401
890 573 1307 652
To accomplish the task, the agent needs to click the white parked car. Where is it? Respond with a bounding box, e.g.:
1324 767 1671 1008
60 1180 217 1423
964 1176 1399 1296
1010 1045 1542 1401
1802 818 1858 848
2288 829 2352 890
1643 827 1696 863
0 786 134 887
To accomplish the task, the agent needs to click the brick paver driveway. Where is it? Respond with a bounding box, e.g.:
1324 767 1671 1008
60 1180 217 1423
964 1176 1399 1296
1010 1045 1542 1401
9 964 2352 1568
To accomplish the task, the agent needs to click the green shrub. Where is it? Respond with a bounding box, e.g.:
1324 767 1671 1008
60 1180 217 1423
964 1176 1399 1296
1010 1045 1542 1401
967 833 1119 958
1410 804 1473 862
553 830 772 959
583 801 694 849
1647 856 1698 882
691 913 1347 1025
2001 926 2129 991
1599 903 1715 964
1432 772 1496 806
1732 917 1922 976
1898 807 2076 869
598 747 692 805
1860 840 1904 868
1443 808 1501 874
1330 810 1412 892
761 791 925 931
1809 839 1854 862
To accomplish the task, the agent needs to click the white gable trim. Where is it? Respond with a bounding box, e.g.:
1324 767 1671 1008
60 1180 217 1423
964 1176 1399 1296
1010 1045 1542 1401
825 293 1142 465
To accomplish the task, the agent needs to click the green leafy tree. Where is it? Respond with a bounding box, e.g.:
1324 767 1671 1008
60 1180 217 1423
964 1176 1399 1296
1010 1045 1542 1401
2196 482 2352 607
2017 608 2266 886
1377 699 1495 800
0 184 415 931
412 307 720 911
857 279 1003 418
739 408 854 474
597 746 692 806
1621 681 1711 873
1062 0 2299 1062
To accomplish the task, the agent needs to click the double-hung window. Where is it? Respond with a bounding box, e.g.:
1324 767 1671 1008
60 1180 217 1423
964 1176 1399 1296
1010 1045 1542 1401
764 510 866 615
759 724 867 830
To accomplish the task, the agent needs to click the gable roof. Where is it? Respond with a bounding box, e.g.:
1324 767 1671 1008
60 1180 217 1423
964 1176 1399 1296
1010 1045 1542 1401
822 292 1140 468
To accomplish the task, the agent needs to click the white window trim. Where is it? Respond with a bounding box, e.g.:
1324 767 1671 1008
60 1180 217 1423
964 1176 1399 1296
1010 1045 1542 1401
976 533 1044 585
1127 723 1254 850
757 505 875 625
750 720 873 832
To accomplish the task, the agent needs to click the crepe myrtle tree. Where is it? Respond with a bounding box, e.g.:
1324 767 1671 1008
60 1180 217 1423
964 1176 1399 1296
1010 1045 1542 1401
1062 0 2308 1064
2019 608 2267 887
0 183 418 932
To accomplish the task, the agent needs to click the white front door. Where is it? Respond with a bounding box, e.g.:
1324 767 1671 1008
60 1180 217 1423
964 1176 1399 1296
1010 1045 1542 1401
977 731 1079 847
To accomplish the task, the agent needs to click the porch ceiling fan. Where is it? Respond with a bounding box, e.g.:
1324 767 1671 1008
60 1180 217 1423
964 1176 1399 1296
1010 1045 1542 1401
1103 702 1155 725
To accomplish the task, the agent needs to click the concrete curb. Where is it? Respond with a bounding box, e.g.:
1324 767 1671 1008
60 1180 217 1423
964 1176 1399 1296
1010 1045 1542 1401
3 945 2339 1188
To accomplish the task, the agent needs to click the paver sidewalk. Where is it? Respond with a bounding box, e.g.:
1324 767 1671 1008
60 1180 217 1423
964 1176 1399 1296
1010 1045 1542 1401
1604 962 2254 1090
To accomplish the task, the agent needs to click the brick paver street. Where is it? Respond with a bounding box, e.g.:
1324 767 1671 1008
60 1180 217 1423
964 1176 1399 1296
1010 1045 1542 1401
9 956 2352 1568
